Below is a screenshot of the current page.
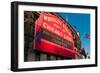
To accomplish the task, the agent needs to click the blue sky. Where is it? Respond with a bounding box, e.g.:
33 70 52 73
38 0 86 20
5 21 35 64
58 12 90 53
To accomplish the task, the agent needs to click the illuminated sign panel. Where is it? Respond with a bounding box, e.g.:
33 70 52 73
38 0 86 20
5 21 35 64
34 12 75 59
41 13 73 42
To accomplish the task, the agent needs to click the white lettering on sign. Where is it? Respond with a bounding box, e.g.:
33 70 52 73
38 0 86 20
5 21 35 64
39 12 74 42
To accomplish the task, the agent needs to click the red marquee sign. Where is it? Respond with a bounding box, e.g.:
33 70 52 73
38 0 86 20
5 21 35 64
34 12 76 59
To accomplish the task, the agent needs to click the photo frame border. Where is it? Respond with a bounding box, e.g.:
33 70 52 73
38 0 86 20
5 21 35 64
11 1 98 72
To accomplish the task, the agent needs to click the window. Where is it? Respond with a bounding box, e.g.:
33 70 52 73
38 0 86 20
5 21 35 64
35 51 40 61
47 55 51 60
40 53 47 61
